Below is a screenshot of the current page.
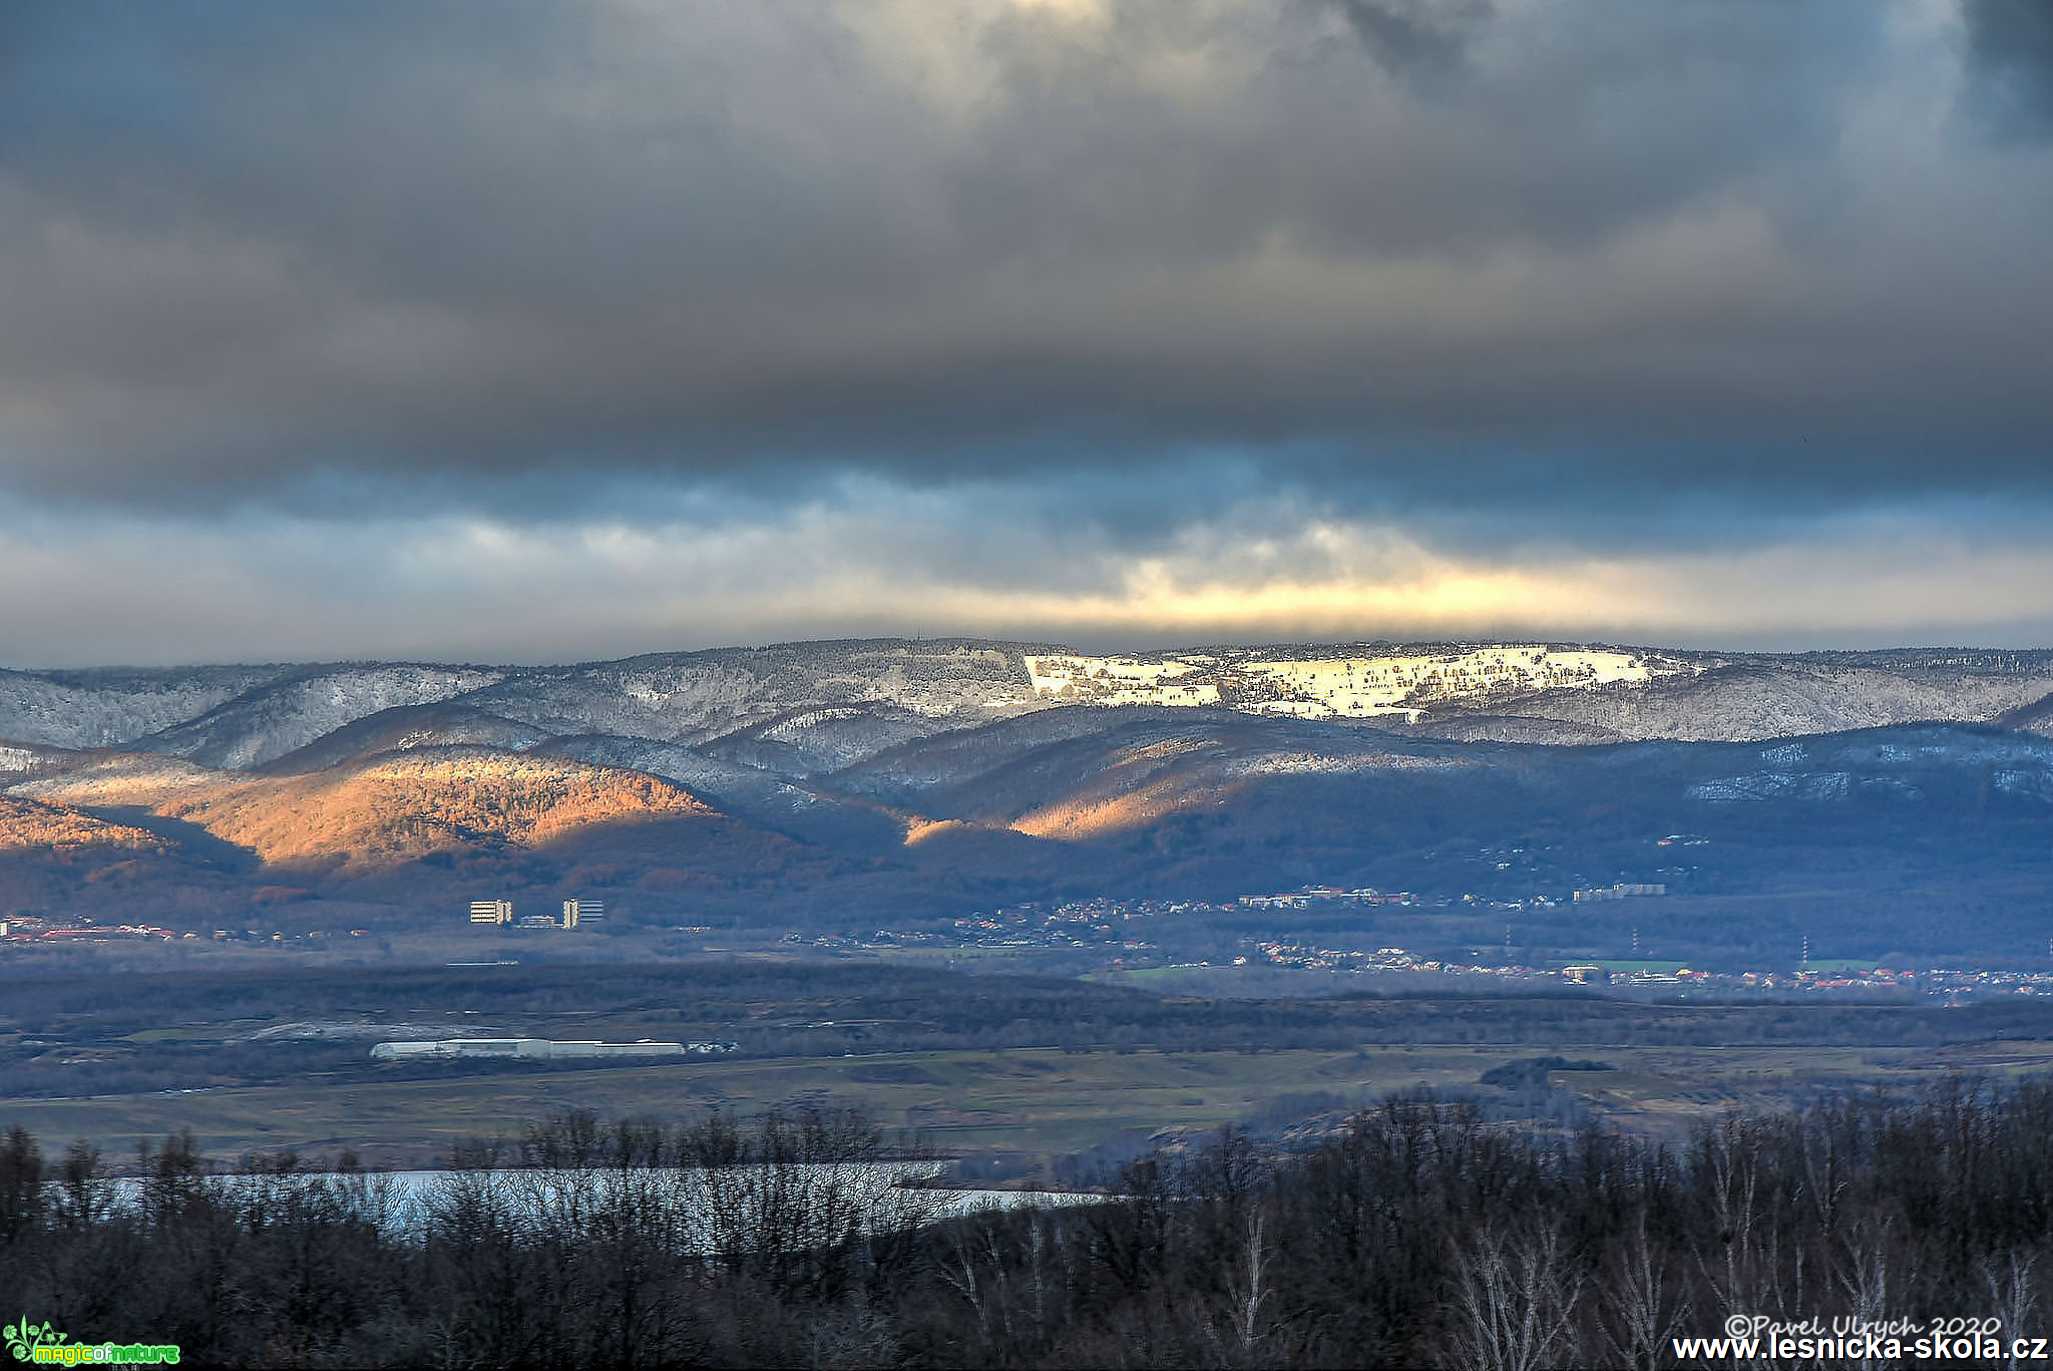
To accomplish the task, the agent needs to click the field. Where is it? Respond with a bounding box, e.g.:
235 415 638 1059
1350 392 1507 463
14 1037 2053 1170
13 958 2053 1175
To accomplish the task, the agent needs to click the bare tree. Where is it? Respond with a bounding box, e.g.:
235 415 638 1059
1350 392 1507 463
1438 1220 1585 1371
935 1208 1012 1353
1599 1210 1690 1371
1985 1249 2039 1371
1834 1218 1903 1371
1196 1202 1278 1367
1226 1206 1275 1359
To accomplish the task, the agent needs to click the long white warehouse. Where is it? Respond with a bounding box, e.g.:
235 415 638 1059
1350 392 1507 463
370 1038 733 1060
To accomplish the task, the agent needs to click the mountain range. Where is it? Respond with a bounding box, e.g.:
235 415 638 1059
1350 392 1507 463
5 639 2053 939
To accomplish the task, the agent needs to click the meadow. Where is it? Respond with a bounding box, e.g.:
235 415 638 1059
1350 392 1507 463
13 1035 2053 1171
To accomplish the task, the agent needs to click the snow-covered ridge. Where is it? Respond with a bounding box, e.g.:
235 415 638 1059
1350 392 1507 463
1025 655 1221 707
6 640 2053 773
0 665 293 749
137 665 509 769
1026 645 1692 721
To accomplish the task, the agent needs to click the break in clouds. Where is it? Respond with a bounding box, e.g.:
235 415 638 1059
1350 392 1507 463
5 0 2053 663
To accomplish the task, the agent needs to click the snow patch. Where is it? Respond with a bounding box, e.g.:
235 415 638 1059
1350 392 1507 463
1995 769 2053 801
1689 771 1852 802
1024 645 1691 722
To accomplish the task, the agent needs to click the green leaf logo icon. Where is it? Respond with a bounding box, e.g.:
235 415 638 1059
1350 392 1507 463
4 1317 64 1362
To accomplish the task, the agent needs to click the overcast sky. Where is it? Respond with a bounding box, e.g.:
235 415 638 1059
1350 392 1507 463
6 0 2053 666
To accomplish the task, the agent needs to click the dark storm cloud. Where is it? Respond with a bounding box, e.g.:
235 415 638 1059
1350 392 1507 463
1961 0 2053 136
2 0 2050 534
1330 0 1493 73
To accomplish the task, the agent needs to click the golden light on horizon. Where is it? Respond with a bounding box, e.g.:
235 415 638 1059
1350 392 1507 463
904 555 1643 640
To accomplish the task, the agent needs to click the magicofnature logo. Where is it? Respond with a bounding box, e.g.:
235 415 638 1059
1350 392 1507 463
5 1315 179 1366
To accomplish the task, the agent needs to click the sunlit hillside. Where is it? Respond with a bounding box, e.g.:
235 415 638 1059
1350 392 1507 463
21 748 715 871
0 794 164 854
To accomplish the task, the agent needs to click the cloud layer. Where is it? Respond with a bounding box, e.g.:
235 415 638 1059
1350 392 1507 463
8 493 2053 667
5 0 2053 661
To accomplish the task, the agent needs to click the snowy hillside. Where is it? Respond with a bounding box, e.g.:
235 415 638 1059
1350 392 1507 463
699 705 947 776
1492 653 2053 743
10 683 2053 931
257 703 549 774
457 640 1040 744
537 734 826 820
0 665 293 748
1023 645 1696 721
134 665 508 769
4 642 2052 780
0 742 81 776
535 733 910 848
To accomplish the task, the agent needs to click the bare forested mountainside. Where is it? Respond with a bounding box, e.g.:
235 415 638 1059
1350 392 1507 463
7 641 2053 755
5 638 2053 946
0 794 162 855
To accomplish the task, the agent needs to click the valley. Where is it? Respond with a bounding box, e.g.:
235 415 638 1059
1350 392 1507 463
20 1038 2053 1169
11 955 2053 1169
9 637 2053 1317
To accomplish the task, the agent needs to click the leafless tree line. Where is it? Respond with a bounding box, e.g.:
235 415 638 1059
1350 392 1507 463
6 1080 2053 1366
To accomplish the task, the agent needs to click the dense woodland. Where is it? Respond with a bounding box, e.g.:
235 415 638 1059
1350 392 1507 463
8 1081 2053 1367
